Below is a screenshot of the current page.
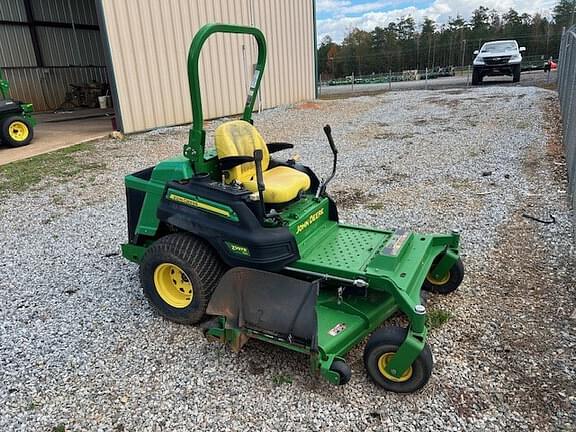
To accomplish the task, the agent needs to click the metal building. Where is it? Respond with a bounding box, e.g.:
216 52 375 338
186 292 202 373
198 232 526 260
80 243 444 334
0 0 317 134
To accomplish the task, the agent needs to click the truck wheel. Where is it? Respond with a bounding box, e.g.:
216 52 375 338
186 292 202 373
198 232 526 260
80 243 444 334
364 326 433 393
423 258 464 294
512 65 521 82
140 233 225 324
471 68 482 85
1 116 34 147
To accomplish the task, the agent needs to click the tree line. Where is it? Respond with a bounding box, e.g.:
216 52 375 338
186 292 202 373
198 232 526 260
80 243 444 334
317 0 576 78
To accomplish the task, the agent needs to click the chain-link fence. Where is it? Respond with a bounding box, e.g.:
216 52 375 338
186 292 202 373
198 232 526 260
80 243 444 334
558 25 576 212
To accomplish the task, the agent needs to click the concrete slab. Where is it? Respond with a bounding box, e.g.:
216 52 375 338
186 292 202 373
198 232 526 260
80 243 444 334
0 116 113 166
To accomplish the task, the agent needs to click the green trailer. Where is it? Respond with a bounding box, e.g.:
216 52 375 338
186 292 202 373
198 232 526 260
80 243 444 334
121 23 464 392
0 69 36 147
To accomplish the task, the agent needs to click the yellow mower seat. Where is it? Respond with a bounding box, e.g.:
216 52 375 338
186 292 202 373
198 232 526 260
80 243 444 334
215 120 310 204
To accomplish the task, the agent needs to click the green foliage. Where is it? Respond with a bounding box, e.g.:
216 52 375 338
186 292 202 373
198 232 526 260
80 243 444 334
553 0 576 28
426 309 453 330
272 374 293 386
318 2 567 79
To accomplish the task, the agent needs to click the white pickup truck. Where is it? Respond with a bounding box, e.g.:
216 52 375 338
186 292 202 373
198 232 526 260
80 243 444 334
472 40 526 85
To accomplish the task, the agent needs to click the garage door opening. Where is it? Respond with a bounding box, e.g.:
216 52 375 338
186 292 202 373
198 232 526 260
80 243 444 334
0 0 114 126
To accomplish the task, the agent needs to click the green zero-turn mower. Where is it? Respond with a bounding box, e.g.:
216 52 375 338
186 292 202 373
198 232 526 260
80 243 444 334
121 24 464 393
0 68 36 147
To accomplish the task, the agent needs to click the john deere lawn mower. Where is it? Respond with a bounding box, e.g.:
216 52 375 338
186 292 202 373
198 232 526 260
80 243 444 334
121 24 464 392
0 69 35 148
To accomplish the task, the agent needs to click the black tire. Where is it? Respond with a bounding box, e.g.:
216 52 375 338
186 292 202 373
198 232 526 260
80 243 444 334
471 68 482 85
1 116 34 147
512 65 521 82
330 360 352 385
140 233 225 324
422 257 464 295
364 326 433 393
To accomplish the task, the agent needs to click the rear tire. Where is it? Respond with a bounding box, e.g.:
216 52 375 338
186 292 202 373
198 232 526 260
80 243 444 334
1 116 34 147
364 326 433 393
140 233 225 324
512 65 521 82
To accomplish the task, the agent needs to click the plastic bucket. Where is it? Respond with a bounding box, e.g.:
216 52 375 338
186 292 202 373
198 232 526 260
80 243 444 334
98 96 107 109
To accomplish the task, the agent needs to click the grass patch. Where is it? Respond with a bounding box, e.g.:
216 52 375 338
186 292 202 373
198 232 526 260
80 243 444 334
0 142 105 196
426 309 453 330
272 374 293 386
51 424 66 432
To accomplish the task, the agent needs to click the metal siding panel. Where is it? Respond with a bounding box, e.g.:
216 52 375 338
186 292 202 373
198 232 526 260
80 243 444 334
36 26 104 67
101 0 314 133
31 0 98 25
103 0 135 131
0 25 36 67
3 66 107 111
0 0 27 21
114 0 144 132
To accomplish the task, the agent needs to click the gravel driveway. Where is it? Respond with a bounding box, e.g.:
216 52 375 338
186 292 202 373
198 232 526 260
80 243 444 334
1 86 574 431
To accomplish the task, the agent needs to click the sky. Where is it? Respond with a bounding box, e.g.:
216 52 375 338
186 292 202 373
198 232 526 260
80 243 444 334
316 0 559 42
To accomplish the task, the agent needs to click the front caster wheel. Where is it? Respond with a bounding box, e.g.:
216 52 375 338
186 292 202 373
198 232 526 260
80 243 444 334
423 258 464 294
364 326 433 393
330 360 352 385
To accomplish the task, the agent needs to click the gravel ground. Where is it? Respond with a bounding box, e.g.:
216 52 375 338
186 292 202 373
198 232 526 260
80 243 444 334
1 86 574 431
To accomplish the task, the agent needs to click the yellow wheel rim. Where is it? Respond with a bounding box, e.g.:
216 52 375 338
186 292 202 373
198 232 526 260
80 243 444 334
377 352 413 383
8 121 29 142
426 271 450 286
153 263 193 308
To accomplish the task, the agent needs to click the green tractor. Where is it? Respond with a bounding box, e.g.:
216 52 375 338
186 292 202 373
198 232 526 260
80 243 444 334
121 24 464 393
0 68 35 148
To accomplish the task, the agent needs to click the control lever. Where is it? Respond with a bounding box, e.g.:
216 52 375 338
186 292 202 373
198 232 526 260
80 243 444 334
253 149 267 222
316 125 338 198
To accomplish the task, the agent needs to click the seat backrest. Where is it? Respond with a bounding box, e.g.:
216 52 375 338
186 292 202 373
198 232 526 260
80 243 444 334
215 120 270 183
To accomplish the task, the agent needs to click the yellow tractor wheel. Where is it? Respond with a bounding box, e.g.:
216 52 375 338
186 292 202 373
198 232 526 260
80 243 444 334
1 116 34 148
139 233 225 324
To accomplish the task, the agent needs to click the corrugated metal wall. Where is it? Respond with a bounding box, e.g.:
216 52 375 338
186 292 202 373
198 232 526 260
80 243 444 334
3 67 107 110
0 0 107 111
99 0 315 133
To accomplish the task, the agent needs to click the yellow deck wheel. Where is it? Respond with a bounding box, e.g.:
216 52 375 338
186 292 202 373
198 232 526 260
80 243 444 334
153 263 193 308
377 352 413 383
8 121 29 142
426 271 451 286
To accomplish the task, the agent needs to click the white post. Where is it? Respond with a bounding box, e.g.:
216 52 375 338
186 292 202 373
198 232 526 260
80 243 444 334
351 72 355 92
389 70 392 90
425 67 428 90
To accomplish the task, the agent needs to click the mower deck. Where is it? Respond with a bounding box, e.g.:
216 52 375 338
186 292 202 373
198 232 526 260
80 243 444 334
205 194 459 384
